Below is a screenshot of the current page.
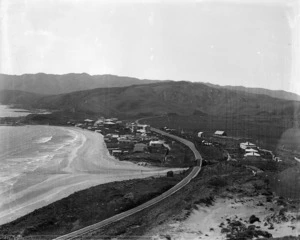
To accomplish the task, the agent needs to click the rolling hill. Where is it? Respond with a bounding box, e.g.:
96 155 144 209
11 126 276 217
2 81 299 118
0 73 161 95
203 83 300 102
1 73 299 103
0 90 42 105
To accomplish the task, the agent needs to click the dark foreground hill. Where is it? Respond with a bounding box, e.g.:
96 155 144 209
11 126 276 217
0 73 161 95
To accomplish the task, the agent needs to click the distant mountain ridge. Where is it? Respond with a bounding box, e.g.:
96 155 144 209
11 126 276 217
0 73 162 95
1 73 299 102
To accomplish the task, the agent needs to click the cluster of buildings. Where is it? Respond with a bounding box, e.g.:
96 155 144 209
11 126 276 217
197 130 227 138
105 123 169 162
240 141 261 159
196 129 275 161
71 117 122 130
68 119 170 165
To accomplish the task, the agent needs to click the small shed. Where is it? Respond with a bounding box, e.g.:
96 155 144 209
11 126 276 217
149 140 164 147
198 132 204 138
214 130 227 136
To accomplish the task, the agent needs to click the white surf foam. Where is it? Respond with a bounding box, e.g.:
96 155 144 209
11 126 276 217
35 136 53 144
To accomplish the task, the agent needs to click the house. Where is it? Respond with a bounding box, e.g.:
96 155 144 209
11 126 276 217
133 143 147 153
244 152 260 157
105 118 114 122
94 119 104 126
149 140 164 147
214 130 227 136
84 119 95 126
198 132 204 137
118 138 132 144
129 123 150 133
104 121 116 127
244 152 261 160
136 124 151 134
240 142 256 150
111 150 122 157
106 134 119 139
245 148 258 153
202 140 212 146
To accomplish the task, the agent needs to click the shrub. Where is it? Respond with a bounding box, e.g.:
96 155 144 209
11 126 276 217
208 176 228 188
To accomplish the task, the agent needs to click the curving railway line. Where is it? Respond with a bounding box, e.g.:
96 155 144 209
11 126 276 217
54 127 202 240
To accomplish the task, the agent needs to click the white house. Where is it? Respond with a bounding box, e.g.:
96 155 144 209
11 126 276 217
136 124 150 134
104 121 116 127
240 142 256 150
149 140 164 147
245 148 258 153
198 132 204 137
244 152 260 157
84 119 95 126
94 119 104 126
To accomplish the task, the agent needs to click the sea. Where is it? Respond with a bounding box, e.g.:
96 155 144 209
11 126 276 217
0 105 181 224
0 105 32 118
0 125 79 194
0 105 84 204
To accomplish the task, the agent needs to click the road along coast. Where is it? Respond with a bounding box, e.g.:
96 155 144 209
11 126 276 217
53 127 202 239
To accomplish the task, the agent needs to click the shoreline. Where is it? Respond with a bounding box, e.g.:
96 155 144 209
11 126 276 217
0 125 185 225
0 171 188 238
1 126 299 238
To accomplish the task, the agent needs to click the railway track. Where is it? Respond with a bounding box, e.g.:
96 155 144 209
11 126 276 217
54 127 202 240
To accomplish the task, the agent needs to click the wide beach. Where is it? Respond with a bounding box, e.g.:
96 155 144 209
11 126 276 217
0 126 181 225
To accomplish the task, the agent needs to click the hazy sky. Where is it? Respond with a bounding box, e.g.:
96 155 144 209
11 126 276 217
0 0 299 93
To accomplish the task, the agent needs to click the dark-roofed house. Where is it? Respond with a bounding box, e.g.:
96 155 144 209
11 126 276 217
84 119 95 126
133 143 147 153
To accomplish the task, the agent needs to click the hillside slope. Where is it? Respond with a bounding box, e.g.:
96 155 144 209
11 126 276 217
204 83 300 102
25 81 300 117
0 73 161 95
0 90 41 105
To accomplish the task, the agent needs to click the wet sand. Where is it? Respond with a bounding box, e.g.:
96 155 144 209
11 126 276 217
0 127 183 225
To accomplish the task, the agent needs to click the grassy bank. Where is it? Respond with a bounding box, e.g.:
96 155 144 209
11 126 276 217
0 172 189 239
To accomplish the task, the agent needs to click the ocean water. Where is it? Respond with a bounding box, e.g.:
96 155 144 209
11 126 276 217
0 125 80 194
0 105 32 118
0 123 184 224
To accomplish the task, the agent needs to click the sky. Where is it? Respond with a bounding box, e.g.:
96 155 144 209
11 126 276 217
0 0 299 93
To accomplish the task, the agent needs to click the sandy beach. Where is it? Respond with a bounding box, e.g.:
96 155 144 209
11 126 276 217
0 127 183 225
150 196 300 239
149 188 300 239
